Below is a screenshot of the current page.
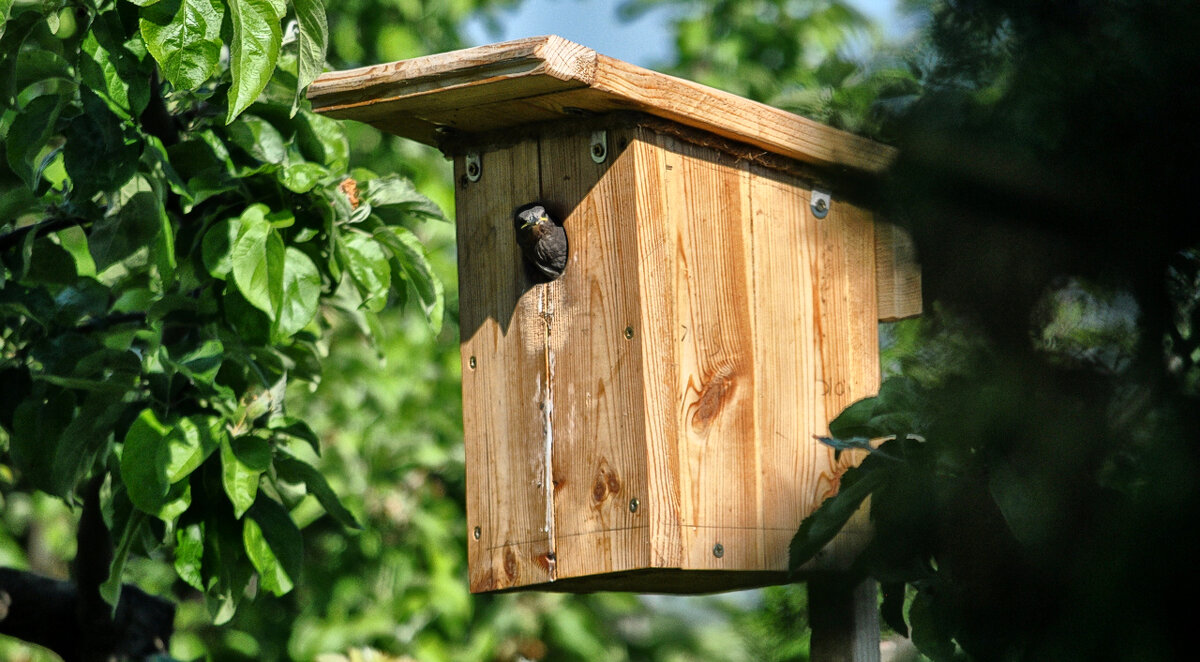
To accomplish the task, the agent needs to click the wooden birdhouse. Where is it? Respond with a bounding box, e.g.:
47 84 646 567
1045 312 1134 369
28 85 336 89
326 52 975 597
309 36 920 593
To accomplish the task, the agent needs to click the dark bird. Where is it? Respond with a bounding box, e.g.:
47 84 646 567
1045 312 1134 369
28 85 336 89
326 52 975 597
514 203 568 281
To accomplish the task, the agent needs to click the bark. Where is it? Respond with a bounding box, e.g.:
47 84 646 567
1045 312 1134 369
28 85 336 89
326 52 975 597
0 569 175 661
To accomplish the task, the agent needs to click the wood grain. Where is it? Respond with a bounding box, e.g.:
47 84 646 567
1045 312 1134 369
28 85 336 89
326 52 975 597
537 130 651 582
458 118 885 593
458 141 555 592
874 222 923 322
309 35 896 176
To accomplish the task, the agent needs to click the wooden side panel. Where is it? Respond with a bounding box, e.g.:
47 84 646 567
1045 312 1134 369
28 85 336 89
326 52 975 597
875 222 923 322
458 142 555 592
626 129 684 570
538 131 651 582
746 166 830 570
654 136 763 571
807 197 882 571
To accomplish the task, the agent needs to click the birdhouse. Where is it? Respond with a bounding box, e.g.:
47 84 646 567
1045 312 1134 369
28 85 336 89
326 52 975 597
309 36 920 593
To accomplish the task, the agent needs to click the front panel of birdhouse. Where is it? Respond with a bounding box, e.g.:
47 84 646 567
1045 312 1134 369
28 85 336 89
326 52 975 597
456 122 881 593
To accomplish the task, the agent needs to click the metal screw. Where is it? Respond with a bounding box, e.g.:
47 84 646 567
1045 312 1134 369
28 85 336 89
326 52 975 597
468 356 477 370
811 189 831 219
629 498 639 513
590 130 607 163
624 326 634 340
473 526 481 540
712 543 724 558
465 153 481 182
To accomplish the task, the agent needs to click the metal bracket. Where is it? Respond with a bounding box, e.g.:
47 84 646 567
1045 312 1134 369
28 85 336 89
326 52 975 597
465 153 481 182
590 130 607 163
811 189 831 219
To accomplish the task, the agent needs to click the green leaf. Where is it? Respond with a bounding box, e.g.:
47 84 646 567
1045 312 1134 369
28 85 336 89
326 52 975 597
6 94 67 190
295 110 348 170
175 521 206 591
63 90 140 199
122 410 222 517
10 388 76 495
364 174 447 222
268 416 321 455
226 0 282 123
231 204 286 320
279 161 327 193
88 177 169 286
789 457 893 573
340 232 390 313
909 590 965 661
100 510 148 609
375 226 444 333
79 15 151 119
276 453 360 529
0 0 13 40
140 0 225 91
291 0 327 114
202 218 237 279
220 436 266 518
275 246 321 338
828 377 921 441
227 114 286 164
169 338 225 385
244 496 302 595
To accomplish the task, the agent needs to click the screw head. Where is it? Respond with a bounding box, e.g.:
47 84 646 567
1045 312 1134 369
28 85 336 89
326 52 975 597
473 526 481 540
468 356 477 370
712 543 724 558
629 498 639 513
624 326 634 340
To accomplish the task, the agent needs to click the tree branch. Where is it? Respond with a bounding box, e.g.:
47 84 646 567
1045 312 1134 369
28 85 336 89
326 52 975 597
0 479 174 660
0 568 175 662
0 217 91 252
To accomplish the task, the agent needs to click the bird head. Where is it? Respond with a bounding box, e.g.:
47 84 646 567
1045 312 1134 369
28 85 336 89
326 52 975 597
515 204 549 230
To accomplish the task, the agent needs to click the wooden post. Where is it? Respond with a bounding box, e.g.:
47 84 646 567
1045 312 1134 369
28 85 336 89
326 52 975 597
809 576 882 662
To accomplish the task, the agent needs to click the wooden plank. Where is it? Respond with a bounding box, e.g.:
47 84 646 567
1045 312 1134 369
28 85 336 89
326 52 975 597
309 36 896 175
874 222 923 322
815 200 881 474
458 141 555 592
655 135 763 571
625 128 685 570
537 130 651 582
307 35 594 116
747 165 828 571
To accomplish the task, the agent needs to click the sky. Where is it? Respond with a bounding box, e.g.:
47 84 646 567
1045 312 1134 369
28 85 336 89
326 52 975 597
463 0 909 68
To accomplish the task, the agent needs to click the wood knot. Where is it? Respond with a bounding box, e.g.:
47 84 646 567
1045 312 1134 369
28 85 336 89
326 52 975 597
536 551 557 575
591 459 621 505
503 547 519 580
689 365 737 432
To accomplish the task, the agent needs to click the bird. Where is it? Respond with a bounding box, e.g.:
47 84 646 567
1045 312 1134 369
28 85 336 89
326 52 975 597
514 203 568 281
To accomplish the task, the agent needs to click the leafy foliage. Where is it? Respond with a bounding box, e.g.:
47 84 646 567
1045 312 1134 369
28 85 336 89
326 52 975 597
788 1 1200 659
0 0 445 634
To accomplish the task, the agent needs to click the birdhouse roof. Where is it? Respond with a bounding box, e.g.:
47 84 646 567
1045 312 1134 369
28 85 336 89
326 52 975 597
307 35 895 175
